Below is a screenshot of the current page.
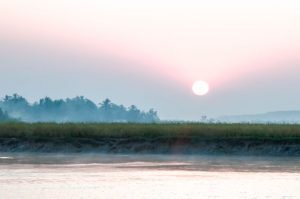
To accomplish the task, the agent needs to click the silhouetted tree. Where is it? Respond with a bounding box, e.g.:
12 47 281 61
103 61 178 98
127 105 141 122
145 109 159 123
1 94 30 120
99 98 114 122
0 94 160 123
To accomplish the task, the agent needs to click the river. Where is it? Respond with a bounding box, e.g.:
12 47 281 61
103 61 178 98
0 153 299 199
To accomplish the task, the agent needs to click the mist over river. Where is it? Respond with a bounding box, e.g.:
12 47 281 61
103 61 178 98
0 153 299 199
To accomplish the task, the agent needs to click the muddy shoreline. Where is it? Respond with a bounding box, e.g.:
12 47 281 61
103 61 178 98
1 137 299 156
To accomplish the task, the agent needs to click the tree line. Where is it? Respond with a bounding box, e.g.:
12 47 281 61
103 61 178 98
0 94 159 123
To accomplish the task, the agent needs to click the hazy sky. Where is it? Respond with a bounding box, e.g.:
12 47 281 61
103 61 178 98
1 0 300 120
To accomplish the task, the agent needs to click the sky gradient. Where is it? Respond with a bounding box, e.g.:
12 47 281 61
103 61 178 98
1 0 300 120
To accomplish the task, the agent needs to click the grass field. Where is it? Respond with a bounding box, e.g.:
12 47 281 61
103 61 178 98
0 122 300 140
1 123 299 155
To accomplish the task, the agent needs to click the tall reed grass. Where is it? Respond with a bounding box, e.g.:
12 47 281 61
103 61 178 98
0 123 299 140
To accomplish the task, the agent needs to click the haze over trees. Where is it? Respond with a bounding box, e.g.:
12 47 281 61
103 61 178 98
0 108 12 122
0 94 159 123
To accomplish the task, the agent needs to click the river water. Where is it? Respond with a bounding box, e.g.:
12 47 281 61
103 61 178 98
0 153 299 199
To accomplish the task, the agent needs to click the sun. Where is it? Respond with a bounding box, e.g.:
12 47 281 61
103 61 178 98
192 80 209 96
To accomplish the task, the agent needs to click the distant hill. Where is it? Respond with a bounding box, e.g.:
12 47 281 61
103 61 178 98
218 111 300 124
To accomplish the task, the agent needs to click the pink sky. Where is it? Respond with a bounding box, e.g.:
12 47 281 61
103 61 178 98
1 0 300 119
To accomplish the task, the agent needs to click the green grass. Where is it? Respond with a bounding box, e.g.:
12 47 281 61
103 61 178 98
0 122 300 140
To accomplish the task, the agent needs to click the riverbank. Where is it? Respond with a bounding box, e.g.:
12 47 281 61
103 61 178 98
0 123 299 155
